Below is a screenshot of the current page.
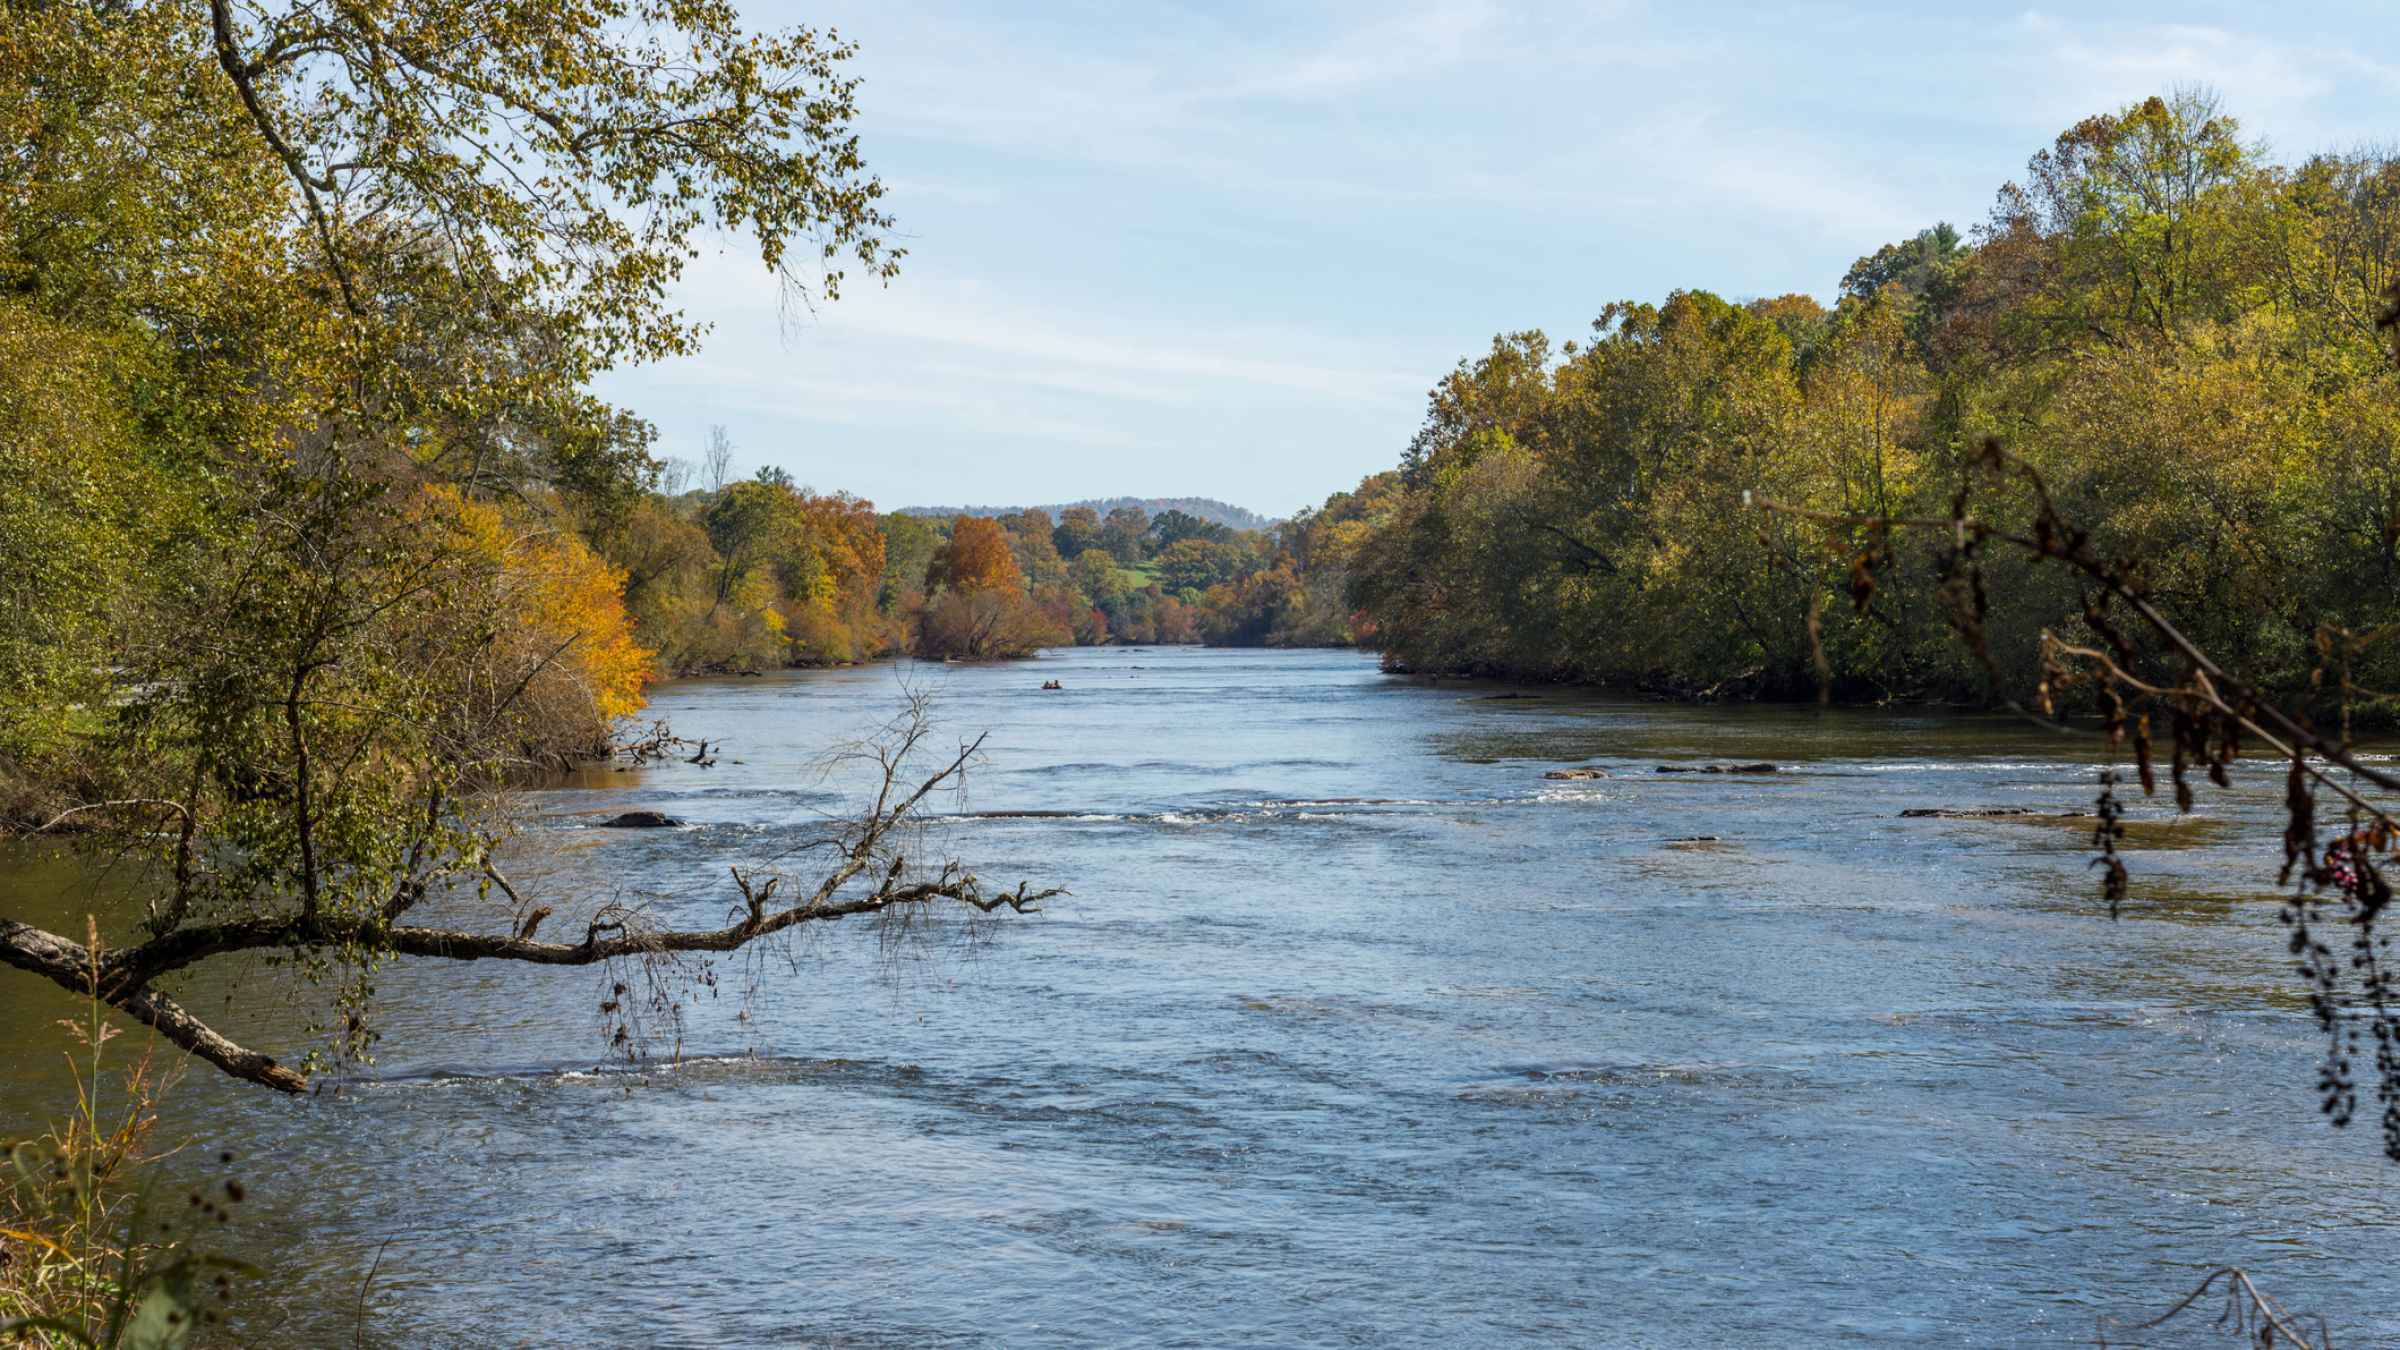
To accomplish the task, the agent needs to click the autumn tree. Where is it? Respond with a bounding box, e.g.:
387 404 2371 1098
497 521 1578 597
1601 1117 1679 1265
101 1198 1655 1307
915 515 1062 658
1199 473 1399 648
928 515 1026 595
0 0 1044 1091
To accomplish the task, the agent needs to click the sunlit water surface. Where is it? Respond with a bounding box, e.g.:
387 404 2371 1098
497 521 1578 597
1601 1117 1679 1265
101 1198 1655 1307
3 647 2394 1345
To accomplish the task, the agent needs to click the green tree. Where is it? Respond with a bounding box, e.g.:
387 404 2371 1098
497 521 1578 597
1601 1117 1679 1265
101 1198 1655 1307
1841 223 1965 301
1070 548 1132 609
0 0 1044 1092
1004 508 1068 587
1101 505 1150 565
877 512 942 611
1052 506 1103 559
1149 509 1230 549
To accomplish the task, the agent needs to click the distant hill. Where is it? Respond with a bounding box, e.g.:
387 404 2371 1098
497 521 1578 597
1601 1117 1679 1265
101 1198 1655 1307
895 496 1277 531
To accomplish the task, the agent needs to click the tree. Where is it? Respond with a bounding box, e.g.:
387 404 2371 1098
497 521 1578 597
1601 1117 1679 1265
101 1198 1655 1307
914 516 1060 658
774 490 889 664
1070 549 1132 609
876 512 942 612
0 0 1047 1092
1989 88 2262 345
1003 508 1068 587
1053 506 1103 560
1195 473 1399 650
1153 538 1249 594
928 515 1025 595
1148 509 1229 549
705 426 737 494
1101 505 1150 565
0 306 153 762
1841 223 1965 301
916 590 1068 660
704 479 789 604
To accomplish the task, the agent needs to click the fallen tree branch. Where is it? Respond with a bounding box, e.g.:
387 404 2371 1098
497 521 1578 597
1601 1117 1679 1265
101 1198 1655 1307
0 918 307 1094
0 694 1058 1093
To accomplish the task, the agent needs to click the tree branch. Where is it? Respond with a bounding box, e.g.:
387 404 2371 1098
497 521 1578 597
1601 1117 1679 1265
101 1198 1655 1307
0 918 306 1094
0 698 1054 1092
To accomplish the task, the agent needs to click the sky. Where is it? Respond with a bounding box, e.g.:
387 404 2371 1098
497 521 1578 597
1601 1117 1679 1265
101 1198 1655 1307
593 1 2400 519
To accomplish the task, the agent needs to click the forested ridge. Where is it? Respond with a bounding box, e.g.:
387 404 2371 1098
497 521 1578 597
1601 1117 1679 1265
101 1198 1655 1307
897 496 1276 531
1306 90 2400 706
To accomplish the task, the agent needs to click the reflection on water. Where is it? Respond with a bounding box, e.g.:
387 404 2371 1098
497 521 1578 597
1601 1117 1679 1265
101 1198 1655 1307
0 647 2391 1345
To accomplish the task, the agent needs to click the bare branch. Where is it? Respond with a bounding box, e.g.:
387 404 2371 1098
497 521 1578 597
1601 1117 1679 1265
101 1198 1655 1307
2097 1266 2330 1349
0 691 1056 1092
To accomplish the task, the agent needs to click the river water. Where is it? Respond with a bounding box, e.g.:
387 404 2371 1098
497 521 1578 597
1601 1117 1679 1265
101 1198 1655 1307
2 646 2395 1345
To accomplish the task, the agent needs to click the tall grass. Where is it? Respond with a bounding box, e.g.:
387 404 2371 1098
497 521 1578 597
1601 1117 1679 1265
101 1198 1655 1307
1 919 250 1347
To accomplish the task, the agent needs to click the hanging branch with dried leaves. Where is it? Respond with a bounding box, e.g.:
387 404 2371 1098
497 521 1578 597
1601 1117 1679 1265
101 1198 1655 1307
1754 393 2400 1158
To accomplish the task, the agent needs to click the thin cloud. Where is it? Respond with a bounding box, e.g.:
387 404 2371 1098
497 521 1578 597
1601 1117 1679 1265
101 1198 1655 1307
1235 1 1500 100
619 1 2400 509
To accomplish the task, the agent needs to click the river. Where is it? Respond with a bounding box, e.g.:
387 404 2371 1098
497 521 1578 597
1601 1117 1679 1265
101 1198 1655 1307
2 646 2393 1345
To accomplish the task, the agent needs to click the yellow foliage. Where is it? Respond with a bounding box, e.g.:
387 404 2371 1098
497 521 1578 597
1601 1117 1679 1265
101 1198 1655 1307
418 486 654 727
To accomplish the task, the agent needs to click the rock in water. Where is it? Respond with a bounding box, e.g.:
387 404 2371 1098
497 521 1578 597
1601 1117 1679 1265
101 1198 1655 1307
1900 807 2047 819
599 810 683 828
1543 767 1610 780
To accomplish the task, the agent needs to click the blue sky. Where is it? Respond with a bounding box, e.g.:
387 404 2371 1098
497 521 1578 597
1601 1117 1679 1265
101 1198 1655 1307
594 2 2400 518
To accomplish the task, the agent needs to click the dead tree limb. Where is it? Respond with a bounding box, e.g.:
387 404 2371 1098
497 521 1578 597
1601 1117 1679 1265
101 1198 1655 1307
0 697 1058 1093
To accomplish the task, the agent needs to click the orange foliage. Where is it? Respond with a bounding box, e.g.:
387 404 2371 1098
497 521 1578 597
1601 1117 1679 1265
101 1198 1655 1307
419 486 654 726
929 515 1024 595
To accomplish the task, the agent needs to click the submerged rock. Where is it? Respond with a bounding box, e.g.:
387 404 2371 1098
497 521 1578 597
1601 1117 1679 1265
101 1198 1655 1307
598 810 684 828
1899 807 2049 819
1543 767 1610 780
